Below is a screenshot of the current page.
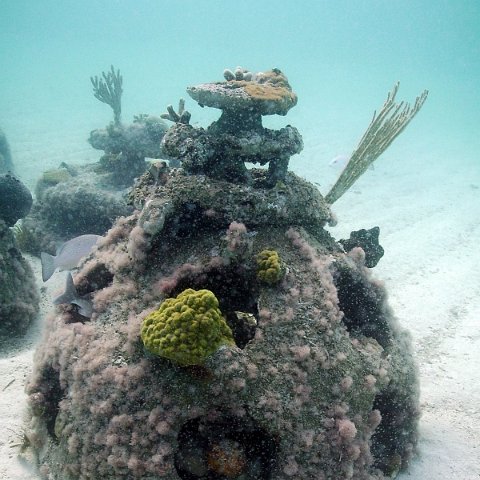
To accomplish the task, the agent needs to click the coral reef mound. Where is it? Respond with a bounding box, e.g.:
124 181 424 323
0 219 39 340
25 68 419 480
0 173 32 226
0 176 38 340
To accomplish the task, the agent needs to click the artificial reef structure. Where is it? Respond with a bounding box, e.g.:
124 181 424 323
25 68 427 479
162 68 302 185
16 164 131 256
17 66 169 255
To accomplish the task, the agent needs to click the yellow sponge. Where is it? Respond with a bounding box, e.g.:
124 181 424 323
141 288 234 366
256 249 284 284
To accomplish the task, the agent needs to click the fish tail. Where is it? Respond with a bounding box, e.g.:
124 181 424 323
72 298 93 318
53 272 76 305
40 252 56 282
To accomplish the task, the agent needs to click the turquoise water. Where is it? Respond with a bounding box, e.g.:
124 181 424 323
1 0 479 187
1 1 480 478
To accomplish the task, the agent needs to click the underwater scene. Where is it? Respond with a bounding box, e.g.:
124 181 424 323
0 1 479 479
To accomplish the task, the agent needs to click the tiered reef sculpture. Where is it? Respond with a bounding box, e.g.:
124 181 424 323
162 67 303 185
25 67 426 480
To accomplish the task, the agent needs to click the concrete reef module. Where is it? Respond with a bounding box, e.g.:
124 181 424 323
24 66 420 480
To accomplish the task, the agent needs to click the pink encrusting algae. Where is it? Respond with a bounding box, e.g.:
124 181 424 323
24 67 420 480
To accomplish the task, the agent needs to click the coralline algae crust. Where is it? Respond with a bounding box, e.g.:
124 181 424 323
25 68 419 480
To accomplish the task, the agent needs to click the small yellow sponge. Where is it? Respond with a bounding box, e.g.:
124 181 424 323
141 288 234 366
256 249 284 284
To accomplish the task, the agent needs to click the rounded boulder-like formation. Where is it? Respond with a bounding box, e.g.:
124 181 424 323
88 117 168 159
25 166 419 480
0 173 33 226
0 128 14 174
0 220 39 340
16 165 132 256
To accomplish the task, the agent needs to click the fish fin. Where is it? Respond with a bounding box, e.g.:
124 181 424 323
53 273 76 305
41 252 56 282
72 298 93 318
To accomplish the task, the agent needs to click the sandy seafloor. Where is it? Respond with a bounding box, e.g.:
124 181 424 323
1 93 479 480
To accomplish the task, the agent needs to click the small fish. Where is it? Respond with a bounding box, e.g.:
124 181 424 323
53 272 93 318
41 234 101 282
148 160 168 185
329 154 374 171
329 154 350 169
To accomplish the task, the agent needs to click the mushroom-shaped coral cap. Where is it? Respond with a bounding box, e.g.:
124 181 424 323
141 288 235 366
187 68 297 116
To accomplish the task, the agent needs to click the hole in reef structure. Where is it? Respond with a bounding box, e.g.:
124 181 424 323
32 366 65 440
171 263 259 349
76 261 114 296
164 202 224 238
370 388 419 476
174 413 278 479
224 310 257 349
332 262 392 348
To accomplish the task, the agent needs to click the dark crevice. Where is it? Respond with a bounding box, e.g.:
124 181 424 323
39 366 64 439
171 264 259 349
164 203 225 238
370 390 418 476
333 264 392 348
76 262 114 296
175 413 278 479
